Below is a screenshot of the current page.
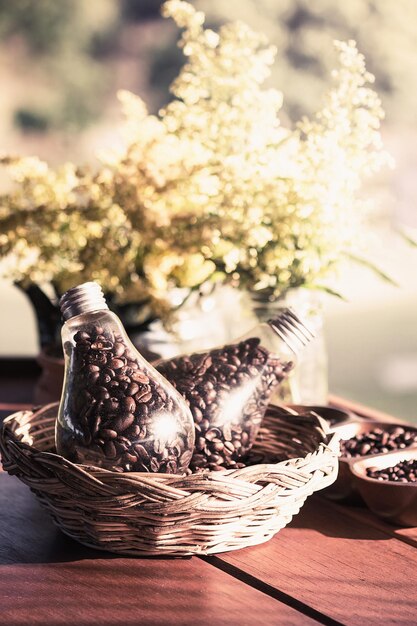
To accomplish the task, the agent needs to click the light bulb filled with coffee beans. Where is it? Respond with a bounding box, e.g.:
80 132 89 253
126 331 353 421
156 309 314 472
56 282 195 473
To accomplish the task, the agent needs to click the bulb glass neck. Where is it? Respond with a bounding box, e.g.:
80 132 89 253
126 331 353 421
60 282 109 321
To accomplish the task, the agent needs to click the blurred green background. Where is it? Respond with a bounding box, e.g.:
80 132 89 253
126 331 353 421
0 0 416 421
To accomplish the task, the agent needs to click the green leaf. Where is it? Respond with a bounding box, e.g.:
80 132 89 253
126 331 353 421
303 284 348 301
396 228 417 248
344 253 398 286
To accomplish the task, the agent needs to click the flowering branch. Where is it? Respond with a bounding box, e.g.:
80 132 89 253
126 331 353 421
0 0 392 317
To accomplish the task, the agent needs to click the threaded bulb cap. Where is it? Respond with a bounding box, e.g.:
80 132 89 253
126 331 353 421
60 282 108 321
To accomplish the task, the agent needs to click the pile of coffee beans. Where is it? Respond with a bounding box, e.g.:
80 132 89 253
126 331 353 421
57 323 194 473
366 459 417 483
157 337 293 471
340 426 417 459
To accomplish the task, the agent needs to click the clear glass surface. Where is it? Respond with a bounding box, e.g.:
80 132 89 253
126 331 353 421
56 309 195 473
156 321 295 471
251 289 329 405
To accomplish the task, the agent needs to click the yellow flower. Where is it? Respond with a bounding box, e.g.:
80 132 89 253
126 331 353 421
0 1 391 316
172 253 216 288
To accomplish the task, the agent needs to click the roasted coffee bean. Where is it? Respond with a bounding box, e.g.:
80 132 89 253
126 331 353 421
125 382 140 397
91 340 113 351
134 443 150 462
99 372 112 385
211 439 224 452
200 418 210 431
109 358 125 370
136 402 148 416
224 441 235 456
191 453 206 466
161 448 170 461
91 414 101 435
127 424 140 438
88 352 107 365
113 342 125 357
104 440 117 458
341 427 417 459
121 396 136 413
88 371 100 385
60 322 192 474
166 460 178 473
134 387 151 402
205 427 221 441
192 406 203 423
124 452 137 464
150 458 160 472
113 413 135 433
178 378 195 392
131 370 150 384
204 389 216 403
114 441 126 455
100 429 118 439
241 432 249 446
104 397 119 413
95 386 110 401
180 450 193 466
208 463 223 471
209 454 224 465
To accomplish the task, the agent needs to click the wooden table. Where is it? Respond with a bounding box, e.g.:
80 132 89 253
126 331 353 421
0 368 416 625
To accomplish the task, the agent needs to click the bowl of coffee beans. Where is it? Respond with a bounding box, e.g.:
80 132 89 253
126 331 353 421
350 448 417 526
323 421 417 503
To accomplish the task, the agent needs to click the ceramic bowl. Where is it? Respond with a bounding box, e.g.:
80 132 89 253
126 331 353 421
323 421 417 503
350 448 417 526
287 405 358 429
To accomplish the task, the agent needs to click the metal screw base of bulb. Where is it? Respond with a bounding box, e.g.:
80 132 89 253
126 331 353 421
60 282 108 321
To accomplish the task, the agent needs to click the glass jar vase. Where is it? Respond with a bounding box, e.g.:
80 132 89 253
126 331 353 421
248 288 328 405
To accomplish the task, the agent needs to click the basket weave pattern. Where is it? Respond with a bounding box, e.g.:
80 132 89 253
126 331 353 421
0 403 339 556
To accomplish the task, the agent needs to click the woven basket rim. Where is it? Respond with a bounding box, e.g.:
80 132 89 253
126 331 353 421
0 402 340 556
1 401 340 480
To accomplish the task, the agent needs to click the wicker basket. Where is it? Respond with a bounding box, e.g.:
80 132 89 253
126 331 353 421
0 403 339 556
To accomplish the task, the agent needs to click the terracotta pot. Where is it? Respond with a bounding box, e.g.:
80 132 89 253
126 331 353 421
34 349 65 405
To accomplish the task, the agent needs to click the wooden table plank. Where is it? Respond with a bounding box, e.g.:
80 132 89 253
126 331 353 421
0 473 318 626
1 389 416 625
322 498 417 549
216 496 417 626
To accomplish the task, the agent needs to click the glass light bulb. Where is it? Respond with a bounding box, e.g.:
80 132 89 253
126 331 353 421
56 282 195 474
